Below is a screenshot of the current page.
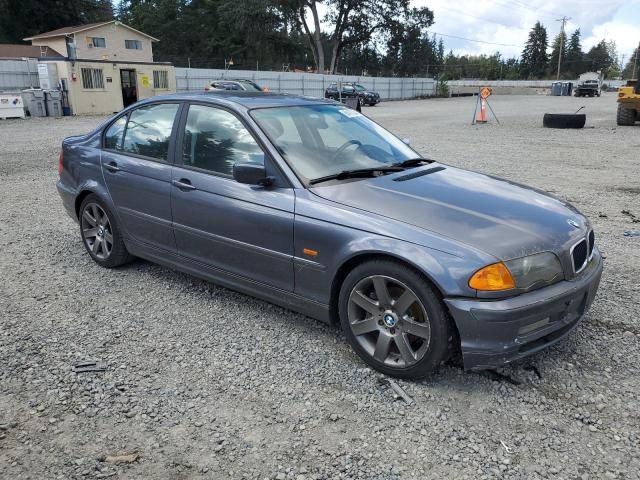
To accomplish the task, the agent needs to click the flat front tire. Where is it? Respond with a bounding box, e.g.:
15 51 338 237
79 194 133 268
339 260 452 378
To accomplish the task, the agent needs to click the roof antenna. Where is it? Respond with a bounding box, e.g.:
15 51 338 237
575 106 585 114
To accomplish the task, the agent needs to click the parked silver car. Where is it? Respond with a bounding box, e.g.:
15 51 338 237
205 79 265 92
56 92 603 378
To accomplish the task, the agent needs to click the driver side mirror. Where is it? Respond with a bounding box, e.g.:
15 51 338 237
233 162 274 187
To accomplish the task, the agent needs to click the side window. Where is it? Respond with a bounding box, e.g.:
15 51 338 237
104 116 127 150
182 105 264 176
122 103 179 161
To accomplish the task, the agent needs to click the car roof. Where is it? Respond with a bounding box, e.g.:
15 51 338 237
141 91 336 109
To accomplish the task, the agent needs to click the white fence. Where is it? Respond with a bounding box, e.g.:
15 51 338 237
447 79 627 88
0 59 39 91
176 68 437 100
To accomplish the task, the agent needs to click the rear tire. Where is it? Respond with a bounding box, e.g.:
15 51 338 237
79 194 133 268
617 104 637 126
338 260 452 378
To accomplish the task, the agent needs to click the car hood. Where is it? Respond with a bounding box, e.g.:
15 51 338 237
310 164 588 260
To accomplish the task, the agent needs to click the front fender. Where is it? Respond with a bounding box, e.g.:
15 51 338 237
293 190 495 305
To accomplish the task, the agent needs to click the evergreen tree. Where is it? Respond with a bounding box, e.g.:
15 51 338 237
549 30 567 78
0 0 113 43
584 39 614 76
564 29 585 77
520 22 549 79
622 45 639 79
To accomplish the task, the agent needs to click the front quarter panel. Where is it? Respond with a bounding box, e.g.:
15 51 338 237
293 189 496 305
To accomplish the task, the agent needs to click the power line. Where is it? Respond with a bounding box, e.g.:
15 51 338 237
434 6 515 30
490 0 557 21
427 31 524 48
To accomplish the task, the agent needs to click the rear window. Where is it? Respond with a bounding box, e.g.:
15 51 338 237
104 116 127 150
119 103 179 161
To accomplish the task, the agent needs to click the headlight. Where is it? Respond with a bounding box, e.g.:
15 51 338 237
505 252 563 290
469 252 563 292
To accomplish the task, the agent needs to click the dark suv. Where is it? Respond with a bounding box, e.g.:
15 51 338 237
325 82 380 106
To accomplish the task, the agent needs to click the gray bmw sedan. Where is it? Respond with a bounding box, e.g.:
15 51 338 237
57 92 602 378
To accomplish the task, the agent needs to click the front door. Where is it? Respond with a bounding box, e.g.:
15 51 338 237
120 69 137 108
170 103 295 291
101 102 181 252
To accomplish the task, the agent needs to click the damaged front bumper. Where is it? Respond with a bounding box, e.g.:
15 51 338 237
445 249 603 370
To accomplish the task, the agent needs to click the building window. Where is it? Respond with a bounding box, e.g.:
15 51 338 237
91 37 106 48
153 70 169 89
125 39 143 50
81 67 105 89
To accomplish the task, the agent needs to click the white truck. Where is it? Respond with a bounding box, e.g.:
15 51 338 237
575 72 602 97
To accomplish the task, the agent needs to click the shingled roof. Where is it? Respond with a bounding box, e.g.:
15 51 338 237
0 43 63 59
23 21 159 42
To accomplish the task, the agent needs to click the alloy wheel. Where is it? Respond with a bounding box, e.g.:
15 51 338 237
81 203 113 260
347 275 431 368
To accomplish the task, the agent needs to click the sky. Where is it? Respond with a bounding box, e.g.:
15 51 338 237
412 0 640 62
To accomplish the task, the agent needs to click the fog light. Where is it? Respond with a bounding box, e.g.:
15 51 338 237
518 317 550 335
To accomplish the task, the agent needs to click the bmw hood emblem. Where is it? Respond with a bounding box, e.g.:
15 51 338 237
567 219 580 229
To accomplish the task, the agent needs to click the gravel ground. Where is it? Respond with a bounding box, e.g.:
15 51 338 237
1 94 639 480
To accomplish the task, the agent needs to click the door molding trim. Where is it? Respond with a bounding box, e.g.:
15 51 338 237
172 221 293 262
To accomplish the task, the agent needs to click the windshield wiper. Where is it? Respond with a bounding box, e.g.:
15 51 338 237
309 167 404 185
392 158 434 168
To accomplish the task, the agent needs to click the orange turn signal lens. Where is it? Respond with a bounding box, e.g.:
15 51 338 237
469 262 515 291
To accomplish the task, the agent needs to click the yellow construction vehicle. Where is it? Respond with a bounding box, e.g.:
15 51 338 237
617 80 639 126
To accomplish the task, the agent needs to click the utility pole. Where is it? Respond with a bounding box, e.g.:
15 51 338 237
633 42 639 79
556 16 570 80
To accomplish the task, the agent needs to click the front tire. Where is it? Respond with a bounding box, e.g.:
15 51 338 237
338 260 452 378
79 194 133 268
617 104 637 126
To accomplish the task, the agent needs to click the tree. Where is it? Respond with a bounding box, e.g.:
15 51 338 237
286 1 433 73
0 0 113 43
520 21 548 79
549 30 567 78
564 29 585 77
584 39 615 76
622 45 639 79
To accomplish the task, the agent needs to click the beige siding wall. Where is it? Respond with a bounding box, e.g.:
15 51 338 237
49 61 175 115
31 38 67 57
72 24 154 62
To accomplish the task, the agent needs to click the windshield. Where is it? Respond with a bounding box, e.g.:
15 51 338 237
241 80 263 92
355 84 366 91
251 104 419 183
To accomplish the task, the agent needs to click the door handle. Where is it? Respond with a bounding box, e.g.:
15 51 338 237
104 162 120 173
172 178 196 191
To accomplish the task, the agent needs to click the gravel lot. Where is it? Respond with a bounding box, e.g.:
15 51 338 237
1 94 639 480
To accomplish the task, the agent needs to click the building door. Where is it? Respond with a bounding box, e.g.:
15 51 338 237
120 69 137 108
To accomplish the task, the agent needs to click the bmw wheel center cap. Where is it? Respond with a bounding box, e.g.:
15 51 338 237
383 313 397 328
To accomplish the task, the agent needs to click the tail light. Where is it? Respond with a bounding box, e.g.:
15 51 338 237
58 150 64 175
204 86 210 91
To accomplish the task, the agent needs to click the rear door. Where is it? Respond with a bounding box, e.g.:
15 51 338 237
101 102 181 252
170 103 295 291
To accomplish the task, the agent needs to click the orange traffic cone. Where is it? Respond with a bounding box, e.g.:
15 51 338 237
476 98 487 123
